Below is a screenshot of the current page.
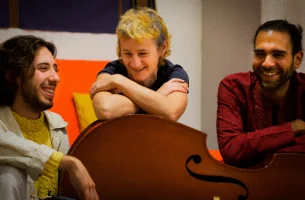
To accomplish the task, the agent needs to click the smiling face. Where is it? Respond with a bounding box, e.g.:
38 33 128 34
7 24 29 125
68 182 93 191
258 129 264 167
120 38 165 87
252 30 300 91
18 47 60 112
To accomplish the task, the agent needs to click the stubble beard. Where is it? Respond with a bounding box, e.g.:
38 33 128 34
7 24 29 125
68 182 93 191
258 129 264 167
255 64 295 91
20 79 53 112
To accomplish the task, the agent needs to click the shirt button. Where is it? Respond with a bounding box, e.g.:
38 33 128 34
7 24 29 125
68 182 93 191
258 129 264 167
30 189 36 198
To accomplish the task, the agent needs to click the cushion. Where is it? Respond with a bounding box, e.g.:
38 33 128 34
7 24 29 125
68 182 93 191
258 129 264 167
208 150 223 162
73 93 98 132
50 60 108 144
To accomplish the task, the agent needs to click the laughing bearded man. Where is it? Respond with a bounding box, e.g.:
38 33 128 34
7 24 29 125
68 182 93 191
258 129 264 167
0 35 99 200
216 20 305 168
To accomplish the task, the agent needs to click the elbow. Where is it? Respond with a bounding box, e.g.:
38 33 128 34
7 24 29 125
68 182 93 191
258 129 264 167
221 153 238 166
164 110 182 121
92 97 115 120
219 145 251 168
218 141 240 166
168 114 180 121
165 100 187 121
166 105 186 121
220 149 241 167
94 108 113 121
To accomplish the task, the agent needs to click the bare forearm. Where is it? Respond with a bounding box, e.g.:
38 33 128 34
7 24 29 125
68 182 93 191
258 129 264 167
59 155 99 199
90 73 188 121
116 75 187 120
59 155 76 171
92 91 140 120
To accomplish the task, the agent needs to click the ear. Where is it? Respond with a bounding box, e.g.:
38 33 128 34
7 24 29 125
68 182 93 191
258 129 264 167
5 71 18 85
294 51 303 69
16 76 21 86
160 40 168 57
5 72 11 82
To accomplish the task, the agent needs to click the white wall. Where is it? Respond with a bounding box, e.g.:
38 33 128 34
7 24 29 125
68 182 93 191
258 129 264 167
0 1 203 134
261 0 305 72
1 1 305 149
201 0 261 149
156 0 202 131
201 0 305 149
0 29 117 60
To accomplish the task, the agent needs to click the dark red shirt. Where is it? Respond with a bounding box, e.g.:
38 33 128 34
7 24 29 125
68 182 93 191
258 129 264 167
217 71 305 168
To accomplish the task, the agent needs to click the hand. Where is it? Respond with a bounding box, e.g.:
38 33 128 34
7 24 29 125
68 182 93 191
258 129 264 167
90 74 117 99
291 119 305 136
60 155 99 200
157 78 188 96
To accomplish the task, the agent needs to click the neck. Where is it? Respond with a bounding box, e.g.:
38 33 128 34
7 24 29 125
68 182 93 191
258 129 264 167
141 75 157 88
260 81 290 103
11 96 41 120
130 71 158 88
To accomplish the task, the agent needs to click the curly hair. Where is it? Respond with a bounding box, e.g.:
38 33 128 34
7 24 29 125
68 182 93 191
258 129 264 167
0 35 56 106
116 7 171 65
253 19 303 56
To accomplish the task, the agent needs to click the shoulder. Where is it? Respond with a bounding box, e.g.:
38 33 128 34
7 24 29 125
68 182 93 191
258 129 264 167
218 72 257 98
295 71 305 83
0 106 14 125
294 72 305 93
105 60 123 67
99 60 127 76
0 106 11 120
162 60 187 73
0 106 12 131
43 110 68 129
220 71 256 88
160 60 189 84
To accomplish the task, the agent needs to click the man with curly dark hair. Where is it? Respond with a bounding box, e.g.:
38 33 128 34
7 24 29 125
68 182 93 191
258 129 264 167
0 35 99 200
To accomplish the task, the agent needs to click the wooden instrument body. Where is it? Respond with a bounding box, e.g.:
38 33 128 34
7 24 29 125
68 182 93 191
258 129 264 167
59 115 305 199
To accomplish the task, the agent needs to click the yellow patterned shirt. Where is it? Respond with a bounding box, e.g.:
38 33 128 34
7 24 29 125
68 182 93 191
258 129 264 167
12 111 63 198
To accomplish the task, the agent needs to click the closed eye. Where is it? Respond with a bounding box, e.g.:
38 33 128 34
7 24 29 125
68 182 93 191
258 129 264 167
54 65 59 72
139 52 148 56
273 53 284 58
123 52 132 57
39 65 48 71
254 52 265 58
272 50 286 58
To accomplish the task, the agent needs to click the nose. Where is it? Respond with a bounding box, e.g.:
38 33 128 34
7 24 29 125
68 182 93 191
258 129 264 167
130 55 141 68
49 69 60 83
261 55 275 68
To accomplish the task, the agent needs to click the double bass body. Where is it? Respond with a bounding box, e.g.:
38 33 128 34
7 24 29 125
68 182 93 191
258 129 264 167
60 115 305 199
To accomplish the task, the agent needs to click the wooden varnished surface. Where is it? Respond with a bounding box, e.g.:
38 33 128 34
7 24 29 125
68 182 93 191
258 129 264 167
60 114 305 200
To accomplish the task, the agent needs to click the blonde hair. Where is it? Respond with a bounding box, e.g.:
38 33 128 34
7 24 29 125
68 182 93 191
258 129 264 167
116 7 171 64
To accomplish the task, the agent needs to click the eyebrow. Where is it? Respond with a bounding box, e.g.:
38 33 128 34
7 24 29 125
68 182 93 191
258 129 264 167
122 49 149 52
35 62 58 68
253 49 287 54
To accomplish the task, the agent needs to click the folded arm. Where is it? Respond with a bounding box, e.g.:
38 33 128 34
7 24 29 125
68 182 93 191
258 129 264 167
92 90 141 120
217 81 296 167
91 73 188 121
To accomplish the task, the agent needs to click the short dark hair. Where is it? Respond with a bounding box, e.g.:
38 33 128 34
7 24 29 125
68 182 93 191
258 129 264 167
253 19 303 55
0 35 56 106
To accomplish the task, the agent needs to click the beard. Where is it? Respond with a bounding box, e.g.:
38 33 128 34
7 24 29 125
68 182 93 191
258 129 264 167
254 63 295 91
20 79 53 112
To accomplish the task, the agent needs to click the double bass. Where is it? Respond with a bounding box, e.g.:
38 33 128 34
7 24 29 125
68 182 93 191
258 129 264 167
59 114 305 199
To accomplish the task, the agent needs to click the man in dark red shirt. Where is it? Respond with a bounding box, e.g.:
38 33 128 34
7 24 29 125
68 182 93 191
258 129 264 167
217 19 305 168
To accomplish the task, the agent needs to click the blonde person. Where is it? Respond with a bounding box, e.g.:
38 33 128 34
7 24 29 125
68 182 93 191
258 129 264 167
90 7 189 121
0 35 99 200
